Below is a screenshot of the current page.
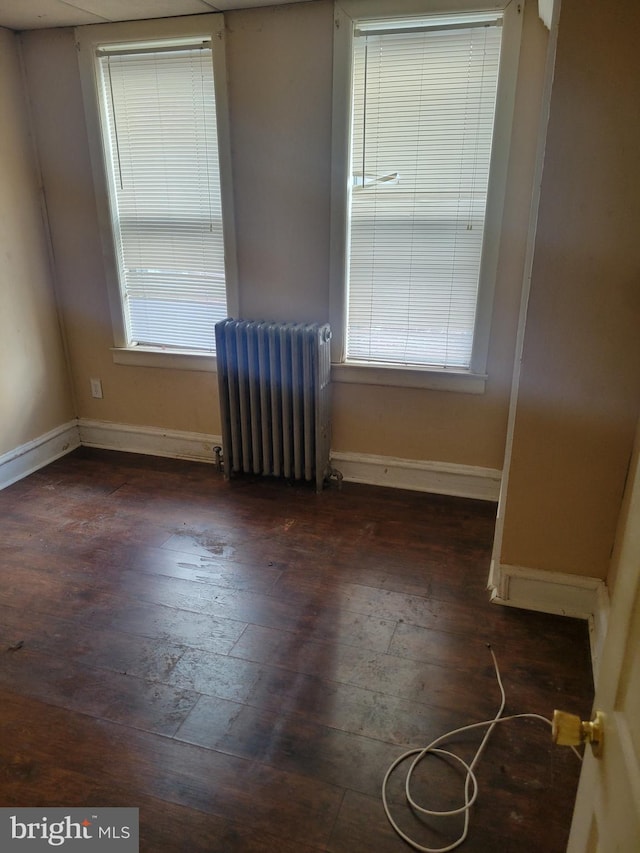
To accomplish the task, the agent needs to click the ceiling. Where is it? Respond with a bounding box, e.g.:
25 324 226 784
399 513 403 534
0 0 316 31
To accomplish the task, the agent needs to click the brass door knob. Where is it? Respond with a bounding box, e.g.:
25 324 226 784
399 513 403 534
552 709 604 758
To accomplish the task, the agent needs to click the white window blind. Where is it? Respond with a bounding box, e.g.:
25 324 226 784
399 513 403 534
347 13 503 369
97 42 226 352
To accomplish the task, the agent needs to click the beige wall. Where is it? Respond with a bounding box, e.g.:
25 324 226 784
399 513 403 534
0 27 74 457
227 3 332 324
20 0 549 470
499 0 640 579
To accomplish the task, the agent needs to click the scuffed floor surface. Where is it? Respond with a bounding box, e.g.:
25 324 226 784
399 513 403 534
0 448 593 852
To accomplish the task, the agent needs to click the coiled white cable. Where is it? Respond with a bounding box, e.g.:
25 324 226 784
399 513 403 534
381 645 582 852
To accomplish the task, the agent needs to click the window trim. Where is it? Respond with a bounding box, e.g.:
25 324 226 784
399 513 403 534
329 0 524 392
76 14 238 370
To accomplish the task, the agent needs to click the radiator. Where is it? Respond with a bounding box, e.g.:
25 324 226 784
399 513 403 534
215 319 332 492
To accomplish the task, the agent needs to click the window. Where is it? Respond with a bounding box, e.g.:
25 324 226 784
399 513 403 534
330 1 523 391
77 16 237 368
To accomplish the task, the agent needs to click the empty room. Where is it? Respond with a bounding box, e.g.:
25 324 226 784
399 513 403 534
1 0 638 851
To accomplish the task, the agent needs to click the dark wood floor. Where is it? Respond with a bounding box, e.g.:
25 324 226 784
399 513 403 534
0 448 593 852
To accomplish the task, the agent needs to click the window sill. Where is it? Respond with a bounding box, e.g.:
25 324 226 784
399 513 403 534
111 347 217 373
331 361 486 393
110 349 485 392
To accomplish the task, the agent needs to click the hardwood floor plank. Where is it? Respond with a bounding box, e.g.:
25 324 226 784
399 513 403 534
103 543 284 593
88 598 248 655
114 570 399 650
388 608 593 673
0 647 199 736
228 624 503 717
0 688 343 849
0 565 250 655
175 694 415 799
245 663 485 745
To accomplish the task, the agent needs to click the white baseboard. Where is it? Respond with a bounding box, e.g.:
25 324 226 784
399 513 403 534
20 422 499 503
489 561 609 682
0 420 80 490
78 418 222 464
589 582 610 685
78 424 501 500
330 450 501 501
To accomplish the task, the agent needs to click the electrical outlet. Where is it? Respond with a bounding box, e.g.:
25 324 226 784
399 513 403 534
90 378 103 399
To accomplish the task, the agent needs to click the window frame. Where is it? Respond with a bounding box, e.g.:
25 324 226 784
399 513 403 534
330 0 524 393
76 14 238 371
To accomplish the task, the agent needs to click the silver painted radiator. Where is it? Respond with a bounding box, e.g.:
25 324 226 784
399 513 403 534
215 319 332 492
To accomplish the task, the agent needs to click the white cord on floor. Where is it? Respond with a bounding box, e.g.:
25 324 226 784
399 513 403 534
381 645 582 853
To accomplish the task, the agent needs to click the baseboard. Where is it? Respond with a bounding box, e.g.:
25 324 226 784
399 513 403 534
73 423 503 502
489 561 609 682
589 582 610 685
78 419 222 464
0 420 80 490
330 450 501 501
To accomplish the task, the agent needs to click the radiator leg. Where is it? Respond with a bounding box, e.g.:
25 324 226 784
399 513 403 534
329 467 343 490
213 445 223 473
